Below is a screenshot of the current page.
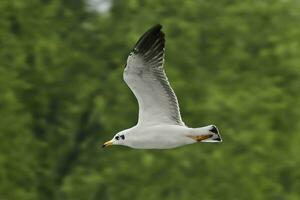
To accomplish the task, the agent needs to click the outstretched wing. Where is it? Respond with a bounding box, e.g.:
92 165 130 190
123 24 184 126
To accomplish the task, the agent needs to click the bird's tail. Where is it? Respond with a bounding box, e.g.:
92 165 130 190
189 125 222 142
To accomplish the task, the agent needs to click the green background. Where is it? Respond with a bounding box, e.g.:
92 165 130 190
1 0 300 199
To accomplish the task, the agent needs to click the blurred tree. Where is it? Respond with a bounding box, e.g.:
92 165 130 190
0 0 300 200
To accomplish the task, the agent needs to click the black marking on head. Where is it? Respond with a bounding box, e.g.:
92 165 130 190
120 135 125 140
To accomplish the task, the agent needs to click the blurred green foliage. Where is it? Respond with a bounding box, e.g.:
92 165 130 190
1 0 300 199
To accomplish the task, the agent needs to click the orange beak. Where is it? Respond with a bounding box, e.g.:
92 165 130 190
102 140 113 148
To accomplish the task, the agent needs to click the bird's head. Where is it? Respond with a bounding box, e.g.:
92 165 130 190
102 131 127 148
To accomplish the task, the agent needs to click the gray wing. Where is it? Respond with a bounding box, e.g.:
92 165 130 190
123 25 185 126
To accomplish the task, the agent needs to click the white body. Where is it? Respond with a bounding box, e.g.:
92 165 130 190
114 125 219 149
124 125 193 149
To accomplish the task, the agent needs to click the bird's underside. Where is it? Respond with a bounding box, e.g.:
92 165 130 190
122 125 221 149
102 24 222 149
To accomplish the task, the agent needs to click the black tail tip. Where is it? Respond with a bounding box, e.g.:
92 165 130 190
210 125 219 134
213 137 222 142
210 125 222 142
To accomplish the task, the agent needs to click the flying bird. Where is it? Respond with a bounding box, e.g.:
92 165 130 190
103 24 222 149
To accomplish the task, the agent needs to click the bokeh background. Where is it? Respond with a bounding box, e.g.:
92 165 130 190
1 0 300 199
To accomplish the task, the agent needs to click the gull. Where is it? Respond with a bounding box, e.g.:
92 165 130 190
103 24 222 149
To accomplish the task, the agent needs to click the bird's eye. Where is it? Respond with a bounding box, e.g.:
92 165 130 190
120 135 125 140
115 136 119 140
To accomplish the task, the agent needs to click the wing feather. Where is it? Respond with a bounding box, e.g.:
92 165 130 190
123 25 184 126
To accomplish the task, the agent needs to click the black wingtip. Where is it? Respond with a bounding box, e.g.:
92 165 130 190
144 24 163 33
133 24 164 53
152 24 163 30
